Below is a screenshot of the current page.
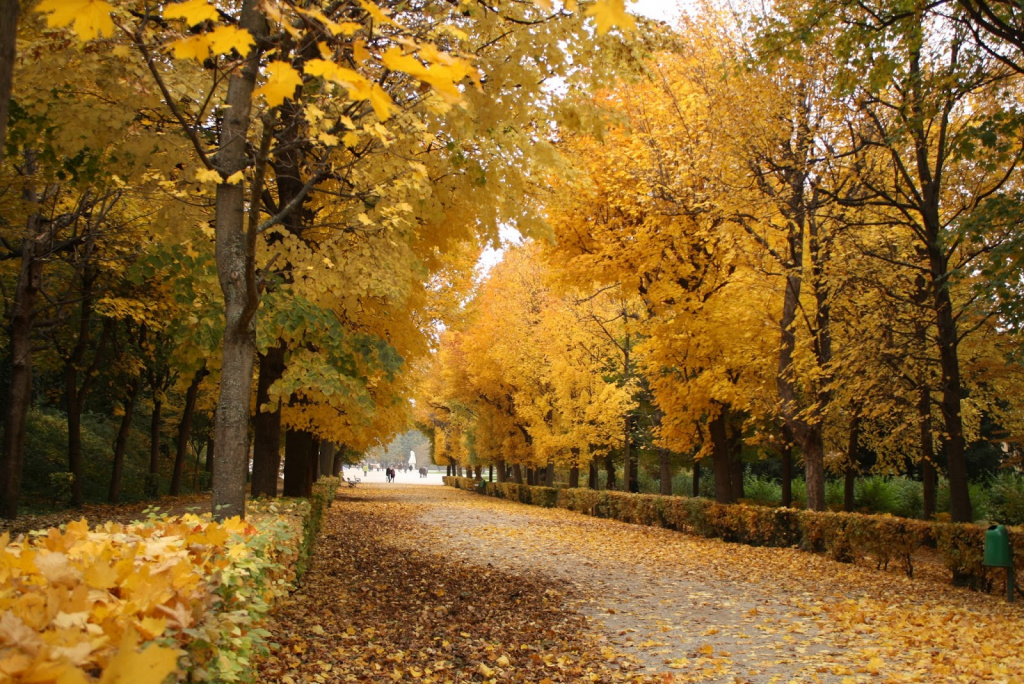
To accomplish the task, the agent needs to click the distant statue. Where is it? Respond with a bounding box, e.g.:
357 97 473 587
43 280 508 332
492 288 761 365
409 450 416 467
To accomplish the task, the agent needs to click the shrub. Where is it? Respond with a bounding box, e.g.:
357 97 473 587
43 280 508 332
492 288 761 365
855 475 899 514
989 471 1024 525
742 474 781 506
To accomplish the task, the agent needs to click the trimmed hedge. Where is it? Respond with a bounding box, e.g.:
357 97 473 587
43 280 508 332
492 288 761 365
444 476 1019 591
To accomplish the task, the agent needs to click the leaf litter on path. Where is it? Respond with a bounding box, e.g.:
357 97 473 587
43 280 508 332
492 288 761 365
258 485 1024 683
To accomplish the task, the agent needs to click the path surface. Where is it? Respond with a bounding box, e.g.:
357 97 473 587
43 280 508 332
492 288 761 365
257 484 1024 683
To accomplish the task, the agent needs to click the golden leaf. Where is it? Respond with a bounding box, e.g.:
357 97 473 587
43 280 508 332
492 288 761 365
162 0 219 25
37 0 116 41
98 628 180 684
584 0 636 35
255 61 303 108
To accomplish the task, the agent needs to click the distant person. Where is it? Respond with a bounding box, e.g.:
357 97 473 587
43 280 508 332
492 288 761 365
419 467 427 478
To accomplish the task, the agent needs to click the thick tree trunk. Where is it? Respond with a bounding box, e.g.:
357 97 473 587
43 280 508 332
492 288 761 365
933 284 971 521
171 367 206 495
319 442 336 481
623 413 637 493
1 210 44 519
283 429 314 497
919 388 937 519
729 423 744 500
588 461 598 489
332 443 346 476
692 461 701 497
708 409 733 504
109 379 140 504
497 459 507 483
569 465 579 488
544 462 554 487
780 442 793 508
604 455 616 491
659 449 672 495
210 0 265 521
0 0 18 163
512 463 523 484
251 343 285 497
488 464 493 482
147 398 162 497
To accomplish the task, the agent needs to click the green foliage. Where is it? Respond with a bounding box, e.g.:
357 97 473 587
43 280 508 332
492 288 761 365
743 474 781 506
46 472 74 508
986 472 1024 525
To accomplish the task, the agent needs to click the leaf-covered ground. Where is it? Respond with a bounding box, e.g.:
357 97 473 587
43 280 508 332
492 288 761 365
258 485 1024 683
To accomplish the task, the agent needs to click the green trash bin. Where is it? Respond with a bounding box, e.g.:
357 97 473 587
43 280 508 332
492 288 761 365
984 524 1014 601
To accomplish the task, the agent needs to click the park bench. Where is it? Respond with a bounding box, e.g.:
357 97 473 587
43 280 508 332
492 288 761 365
345 477 361 488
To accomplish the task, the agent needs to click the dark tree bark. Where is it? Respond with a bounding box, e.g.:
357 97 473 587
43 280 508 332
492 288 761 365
318 442 336 481
604 455 616 491
692 461 701 498
332 444 345 476
109 378 141 504
544 462 554 487
1 207 44 519
251 343 286 497
919 388 937 519
588 461 598 489
171 367 207 495
708 408 734 504
497 459 507 483
780 437 793 508
283 428 315 497
0 0 18 163
512 463 523 484
147 398 162 497
659 449 672 495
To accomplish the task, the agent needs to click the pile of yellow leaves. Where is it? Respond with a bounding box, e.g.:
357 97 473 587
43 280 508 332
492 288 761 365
0 503 306 683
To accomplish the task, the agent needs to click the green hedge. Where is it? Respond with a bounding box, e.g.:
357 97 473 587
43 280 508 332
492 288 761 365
443 477 1019 591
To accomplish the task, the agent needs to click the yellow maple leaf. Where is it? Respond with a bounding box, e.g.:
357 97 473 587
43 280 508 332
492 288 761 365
37 0 116 41
98 628 180 684
195 168 221 184
369 84 394 120
224 170 245 185
584 0 636 35
343 131 360 147
255 61 303 108
358 0 395 26
169 34 211 61
162 0 218 25
206 25 256 57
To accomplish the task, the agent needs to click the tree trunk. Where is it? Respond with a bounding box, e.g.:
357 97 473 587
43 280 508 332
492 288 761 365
205 428 214 475
497 459 507 483
251 343 285 497
1 209 44 519
569 465 579 488
172 367 206 495
544 462 554 487
919 388 937 519
659 449 672 495
319 442 336 481
473 465 481 480
729 422 744 500
708 408 733 504
512 463 523 484
0 0 18 164
65 274 104 508
933 283 971 521
147 398 162 497
588 461 598 489
283 428 314 497
210 0 265 521
843 414 861 512
780 441 793 508
332 443 345 476
692 461 701 498
623 413 636 493
109 379 140 504
604 455 616 491
488 464 493 482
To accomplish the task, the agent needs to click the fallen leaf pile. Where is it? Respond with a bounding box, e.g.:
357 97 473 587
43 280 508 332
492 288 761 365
276 484 1024 683
0 499 307 683
0 494 211 538
255 493 653 683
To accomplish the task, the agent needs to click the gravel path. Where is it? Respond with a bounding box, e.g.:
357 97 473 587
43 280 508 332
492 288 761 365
370 484 1024 683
